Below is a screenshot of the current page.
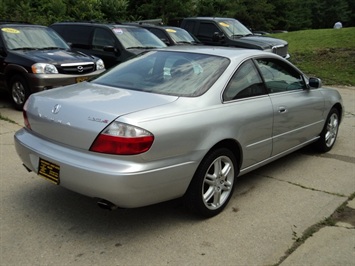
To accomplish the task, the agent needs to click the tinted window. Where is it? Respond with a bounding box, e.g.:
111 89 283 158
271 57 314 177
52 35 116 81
183 21 196 33
149 28 168 41
198 23 222 38
255 58 306 93
92 28 115 50
94 51 230 97
53 25 92 46
223 59 266 101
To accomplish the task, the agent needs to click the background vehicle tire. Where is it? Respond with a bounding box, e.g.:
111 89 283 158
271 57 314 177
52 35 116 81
315 107 340 153
10 75 30 110
184 148 238 218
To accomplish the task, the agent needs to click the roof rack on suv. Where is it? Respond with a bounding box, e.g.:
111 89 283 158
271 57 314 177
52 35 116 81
134 19 164 26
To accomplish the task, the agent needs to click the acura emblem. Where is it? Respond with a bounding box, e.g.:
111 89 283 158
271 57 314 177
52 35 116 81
52 104 61 114
77 66 84 72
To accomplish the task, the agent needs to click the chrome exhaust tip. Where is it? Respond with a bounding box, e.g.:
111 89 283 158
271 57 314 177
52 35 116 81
97 199 118 211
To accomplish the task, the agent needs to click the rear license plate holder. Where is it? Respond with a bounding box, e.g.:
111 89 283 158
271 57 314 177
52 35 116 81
38 158 60 185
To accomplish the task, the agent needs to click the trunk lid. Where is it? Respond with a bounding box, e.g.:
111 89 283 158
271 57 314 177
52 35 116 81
25 82 178 149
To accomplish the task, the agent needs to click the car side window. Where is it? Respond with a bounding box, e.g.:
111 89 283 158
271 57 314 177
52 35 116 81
57 25 92 47
149 28 167 43
92 28 115 50
223 59 266 101
255 58 306 93
198 23 222 40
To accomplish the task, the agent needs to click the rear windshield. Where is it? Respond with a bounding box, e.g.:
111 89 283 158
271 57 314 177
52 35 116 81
93 50 230 97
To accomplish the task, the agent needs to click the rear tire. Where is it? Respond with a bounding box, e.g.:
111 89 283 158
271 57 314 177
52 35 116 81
315 108 340 152
10 75 30 111
184 148 237 218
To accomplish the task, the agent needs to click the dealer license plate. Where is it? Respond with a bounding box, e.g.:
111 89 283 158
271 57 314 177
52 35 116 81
38 158 60 185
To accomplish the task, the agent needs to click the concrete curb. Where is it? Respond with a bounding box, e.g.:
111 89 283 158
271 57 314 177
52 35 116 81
280 197 355 265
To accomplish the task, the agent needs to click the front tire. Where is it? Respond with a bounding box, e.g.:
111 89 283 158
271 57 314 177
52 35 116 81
10 75 30 110
315 108 340 152
184 148 237 218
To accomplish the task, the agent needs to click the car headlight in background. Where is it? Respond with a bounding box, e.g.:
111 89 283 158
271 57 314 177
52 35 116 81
96 59 105 70
263 48 273 53
31 63 58 74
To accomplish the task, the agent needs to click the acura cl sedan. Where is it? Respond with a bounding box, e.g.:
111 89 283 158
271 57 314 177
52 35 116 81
14 47 343 217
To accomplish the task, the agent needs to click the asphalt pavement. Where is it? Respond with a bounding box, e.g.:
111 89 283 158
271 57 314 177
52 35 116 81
0 86 354 265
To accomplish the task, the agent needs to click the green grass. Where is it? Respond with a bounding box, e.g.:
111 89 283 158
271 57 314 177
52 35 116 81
270 27 355 86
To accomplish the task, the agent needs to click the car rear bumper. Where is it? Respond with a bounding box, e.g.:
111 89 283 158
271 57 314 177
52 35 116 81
14 128 197 208
27 70 105 92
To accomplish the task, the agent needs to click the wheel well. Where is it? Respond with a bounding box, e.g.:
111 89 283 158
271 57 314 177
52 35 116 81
208 139 243 173
5 71 16 89
5 65 28 90
333 103 343 123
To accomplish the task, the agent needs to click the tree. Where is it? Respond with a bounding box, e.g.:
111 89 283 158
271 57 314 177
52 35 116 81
99 0 129 22
127 0 195 23
0 0 354 29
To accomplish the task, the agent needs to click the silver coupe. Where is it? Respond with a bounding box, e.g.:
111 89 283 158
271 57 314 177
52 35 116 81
14 47 343 217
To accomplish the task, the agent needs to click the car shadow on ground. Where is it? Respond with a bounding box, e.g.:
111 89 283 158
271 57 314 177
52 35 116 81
0 89 12 107
7 162 273 236
9 148 307 230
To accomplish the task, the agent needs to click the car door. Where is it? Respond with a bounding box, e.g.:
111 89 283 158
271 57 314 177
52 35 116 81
223 59 273 169
92 27 121 69
254 57 325 156
196 22 223 45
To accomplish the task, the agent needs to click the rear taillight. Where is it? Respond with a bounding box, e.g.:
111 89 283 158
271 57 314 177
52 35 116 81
90 122 154 155
23 101 31 130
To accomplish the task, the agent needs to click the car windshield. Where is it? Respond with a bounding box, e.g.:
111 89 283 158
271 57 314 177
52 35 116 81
112 27 166 49
1 26 69 50
165 28 196 43
93 50 230 97
218 19 253 37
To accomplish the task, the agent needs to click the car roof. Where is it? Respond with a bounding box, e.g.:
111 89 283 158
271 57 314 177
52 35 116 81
127 23 182 31
0 22 46 28
184 17 237 21
51 21 141 29
155 45 279 60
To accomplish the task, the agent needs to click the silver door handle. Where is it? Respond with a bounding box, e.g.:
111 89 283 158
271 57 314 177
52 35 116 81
278 106 287 113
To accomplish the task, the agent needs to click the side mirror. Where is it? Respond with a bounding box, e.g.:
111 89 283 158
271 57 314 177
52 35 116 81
160 38 170 46
308 77 322 88
103 45 120 55
212 32 224 42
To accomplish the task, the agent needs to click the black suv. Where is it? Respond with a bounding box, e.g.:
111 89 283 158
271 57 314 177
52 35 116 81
180 17 290 59
50 22 167 69
126 23 201 46
0 22 105 110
